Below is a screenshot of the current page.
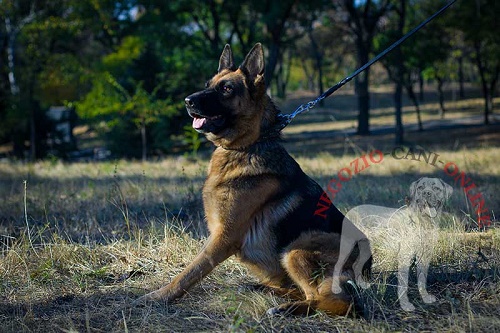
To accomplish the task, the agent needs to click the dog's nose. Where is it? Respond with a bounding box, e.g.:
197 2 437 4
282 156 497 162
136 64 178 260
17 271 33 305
185 97 195 108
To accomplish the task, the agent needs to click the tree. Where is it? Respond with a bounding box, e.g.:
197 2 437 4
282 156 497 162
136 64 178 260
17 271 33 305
1 0 42 158
295 19 354 101
405 0 453 123
376 0 457 141
451 0 500 124
422 58 458 119
242 0 331 96
76 73 175 161
3 1 39 96
225 0 329 97
393 0 405 145
333 0 392 135
0 0 136 159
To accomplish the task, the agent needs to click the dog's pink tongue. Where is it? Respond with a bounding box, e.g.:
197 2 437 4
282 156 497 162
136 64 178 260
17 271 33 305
192 117 206 129
428 207 437 218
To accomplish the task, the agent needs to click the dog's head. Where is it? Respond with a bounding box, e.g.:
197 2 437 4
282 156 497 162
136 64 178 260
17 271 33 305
185 43 277 149
409 177 453 218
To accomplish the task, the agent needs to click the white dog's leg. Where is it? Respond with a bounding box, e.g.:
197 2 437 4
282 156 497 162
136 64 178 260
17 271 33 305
331 219 365 294
352 238 372 289
417 259 436 304
416 235 437 304
397 254 415 311
331 235 355 294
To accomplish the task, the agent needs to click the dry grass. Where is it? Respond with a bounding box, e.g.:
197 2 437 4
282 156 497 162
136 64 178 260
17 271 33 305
1 86 500 332
1 146 499 332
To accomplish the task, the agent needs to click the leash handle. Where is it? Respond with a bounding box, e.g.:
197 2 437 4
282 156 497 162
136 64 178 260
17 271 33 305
278 0 457 130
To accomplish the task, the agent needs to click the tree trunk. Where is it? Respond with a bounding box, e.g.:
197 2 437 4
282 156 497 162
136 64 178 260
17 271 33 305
356 76 370 135
5 8 38 95
274 51 289 99
300 59 315 90
436 76 446 118
283 50 292 96
355 41 371 135
317 64 324 107
418 72 424 101
5 17 20 95
30 108 36 160
474 40 492 125
342 0 391 135
266 42 280 89
395 82 404 144
484 91 491 125
458 55 465 99
394 0 406 145
141 120 147 162
406 83 423 131
309 30 324 106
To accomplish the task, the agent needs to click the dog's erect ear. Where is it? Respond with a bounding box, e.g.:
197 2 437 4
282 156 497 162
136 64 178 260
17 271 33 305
240 43 265 81
439 179 453 200
218 44 235 73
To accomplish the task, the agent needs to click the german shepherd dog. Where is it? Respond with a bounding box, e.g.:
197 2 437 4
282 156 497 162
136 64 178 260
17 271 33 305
137 43 371 316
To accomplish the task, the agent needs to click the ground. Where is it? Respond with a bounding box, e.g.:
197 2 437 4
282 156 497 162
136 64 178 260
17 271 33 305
0 85 499 332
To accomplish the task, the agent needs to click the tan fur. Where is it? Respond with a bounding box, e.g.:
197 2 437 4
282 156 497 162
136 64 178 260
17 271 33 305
136 44 364 316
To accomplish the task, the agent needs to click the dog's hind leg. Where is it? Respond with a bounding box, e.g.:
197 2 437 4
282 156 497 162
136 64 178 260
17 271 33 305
240 282 303 300
268 233 356 316
268 249 352 316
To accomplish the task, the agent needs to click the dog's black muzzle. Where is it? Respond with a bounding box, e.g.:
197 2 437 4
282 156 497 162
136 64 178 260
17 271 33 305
185 89 227 134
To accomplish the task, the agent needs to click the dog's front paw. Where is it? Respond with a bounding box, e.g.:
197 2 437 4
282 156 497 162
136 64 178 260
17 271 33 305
266 306 283 316
399 300 415 312
132 290 163 307
356 277 371 290
421 293 437 304
331 277 343 294
132 287 180 307
266 301 313 316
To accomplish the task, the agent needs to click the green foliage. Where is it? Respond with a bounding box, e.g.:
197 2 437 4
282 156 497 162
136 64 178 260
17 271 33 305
450 0 500 83
0 0 498 158
75 71 178 158
37 53 85 107
373 0 454 86
102 36 146 75
182 124 202 158
77 73 174 122
421 60 458 83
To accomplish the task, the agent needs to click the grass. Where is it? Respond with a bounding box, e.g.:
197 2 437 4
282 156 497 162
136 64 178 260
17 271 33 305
1 86 499 332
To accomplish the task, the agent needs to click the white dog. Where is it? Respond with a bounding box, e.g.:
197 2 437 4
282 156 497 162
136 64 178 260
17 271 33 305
331 177 453 311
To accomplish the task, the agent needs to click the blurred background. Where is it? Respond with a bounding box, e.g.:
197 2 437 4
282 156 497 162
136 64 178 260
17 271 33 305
0 0 498 161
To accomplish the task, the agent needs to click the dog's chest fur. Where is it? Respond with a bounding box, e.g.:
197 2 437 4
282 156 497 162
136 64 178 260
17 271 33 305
202 145 299 277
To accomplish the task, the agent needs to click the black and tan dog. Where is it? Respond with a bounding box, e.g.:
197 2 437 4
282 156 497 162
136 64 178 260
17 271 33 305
137 43 371 316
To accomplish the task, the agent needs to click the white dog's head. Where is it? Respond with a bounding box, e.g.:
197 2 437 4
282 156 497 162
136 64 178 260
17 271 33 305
409 177 453 218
